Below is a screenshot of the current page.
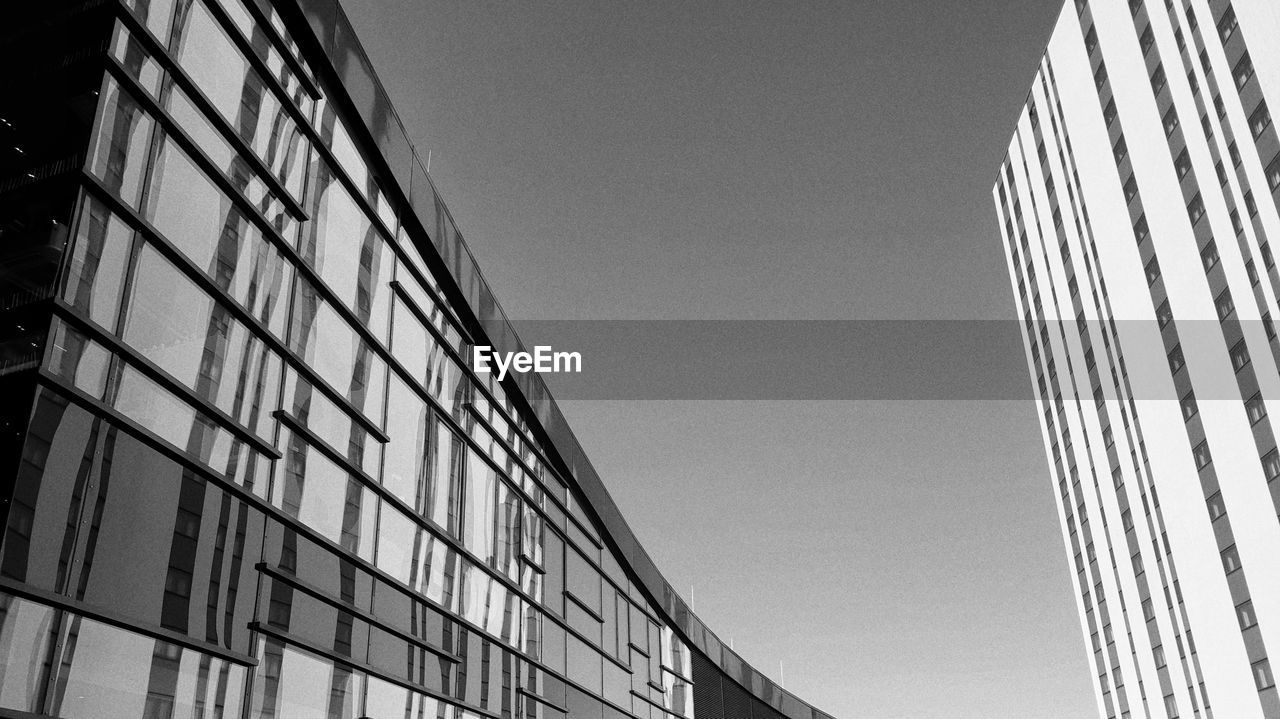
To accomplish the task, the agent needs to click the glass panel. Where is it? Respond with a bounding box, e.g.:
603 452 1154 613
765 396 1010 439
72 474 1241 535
171 0 308 198
566 634 604 695
145 137 293 338
46 321 111 398
382 373 429 510
567 548 601 613
110 24 164 98
50 615 247 718
123 0 177 44
87 77 154 209
365 674 446 719
164 82 298 241
63 197 132 331
277 430 376 561
288 277 385 425
111 363 270 492
124 243 281 441
430 419 463 536
250 637 362 718
495 479 521 584
71 427 263 650
302 155 394 337
282 368 380 478
463 448 497 563
375 502 419 586
0 594 56 712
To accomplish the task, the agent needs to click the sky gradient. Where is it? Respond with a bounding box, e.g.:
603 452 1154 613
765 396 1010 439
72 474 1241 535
338 1 1086 717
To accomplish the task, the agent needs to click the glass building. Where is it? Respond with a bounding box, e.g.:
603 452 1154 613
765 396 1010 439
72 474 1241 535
995 1 1280 718
0 1 836 718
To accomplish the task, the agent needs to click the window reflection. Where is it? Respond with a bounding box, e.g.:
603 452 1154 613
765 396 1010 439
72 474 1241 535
124 243 280 441
88 78 154 209
0 595 56 712
63 197 133 332
289 277 385 424
49 614 246 718
110 364 270 491
282 368 380 478
278 430 376 561
464 449 497 564
171 0 308 198
145 137 292 338
46 321 111 398
250 637 362 718
382 373 429 510
303 156 393 336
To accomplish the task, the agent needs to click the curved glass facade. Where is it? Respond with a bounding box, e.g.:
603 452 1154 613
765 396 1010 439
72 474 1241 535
0 1 836 718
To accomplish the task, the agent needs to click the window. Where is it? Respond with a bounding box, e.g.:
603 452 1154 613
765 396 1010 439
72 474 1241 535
1235 52 1254 90
1222 544 1241 573
1251 101 1272 138
1053 207 1063 228
1216 160 1228 186
1134 214 1149 243
1096 62 1109 91
1103 425 1114 448
1145 256 1161 285
1105 98 1119 127
1085 347 1096 369
1174 27 1185 51
1265 449 1280 481
1255 659 1275 691
1219 5 1238 43
1247 392 1267 424
1175 148 1192 179
1188 193 1206 224
1232 209 1244 235
1266 312 1278 340
1207 491 1226 520
1086 26 1098 56
1111 465 1123 487
1231 339 1250 371
1268 153 1280 190
1246 191 1258 217
1122 508 1134 531
1157 299 1174 329
1215 94 1227 120
1124 174 1139 202
1169 344 1185 373
1264 243 1275 268
1153 644 1167 668
1132 552 1144 575
1202 240 1220 271
1187 69 1199 95
1238 600 1258 630
1140 24 1155 54
1194 441 1212 469
1216 289 1235 320
1181 391 1198 420
1163 107 1179 136
1248 259 1260 285
1165 694 1179 719
1151 64 1167 95
1230 140 1242 167
1115 136 1128 164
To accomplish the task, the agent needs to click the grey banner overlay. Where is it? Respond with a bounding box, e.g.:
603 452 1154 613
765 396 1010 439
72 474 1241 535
495 320 1274 400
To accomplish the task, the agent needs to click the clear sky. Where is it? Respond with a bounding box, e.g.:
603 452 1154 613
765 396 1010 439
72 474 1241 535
338 1 1091 717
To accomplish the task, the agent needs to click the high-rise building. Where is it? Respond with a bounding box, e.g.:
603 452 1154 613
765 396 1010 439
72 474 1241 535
994 1 1280 718
0 2 834 718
